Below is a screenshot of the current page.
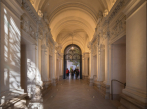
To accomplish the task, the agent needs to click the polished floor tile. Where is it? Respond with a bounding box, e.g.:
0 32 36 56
42 79 117 109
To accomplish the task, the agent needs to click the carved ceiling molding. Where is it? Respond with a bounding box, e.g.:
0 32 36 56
22 20 37 40
92 43 97 56
107 0 126 23
110 16 126 40
22 0 38 23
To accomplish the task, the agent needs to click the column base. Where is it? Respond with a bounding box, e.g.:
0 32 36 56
42 82 52 97
94 82 110 99
88 78 93 86
83 75 88 80
52 78 58 86
119 93 147 109
43 81 51 89
59 75 63 80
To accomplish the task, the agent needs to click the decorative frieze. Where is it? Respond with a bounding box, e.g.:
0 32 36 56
97 11 103 25
22 20 36 39
110 16 126 39
103 9 108 17
38 10 43 20
44 13 49 25
108 0 125 23
22 0 38 22
30 0 35 5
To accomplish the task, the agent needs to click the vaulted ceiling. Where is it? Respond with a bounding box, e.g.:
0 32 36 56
30 0 116 53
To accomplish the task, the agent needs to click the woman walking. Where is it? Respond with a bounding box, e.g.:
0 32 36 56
76 69 79 79
66 68 69 78
70 69 74 79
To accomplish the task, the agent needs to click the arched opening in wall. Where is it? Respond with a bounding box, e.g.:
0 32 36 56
111 36 126 100
63 44 82 79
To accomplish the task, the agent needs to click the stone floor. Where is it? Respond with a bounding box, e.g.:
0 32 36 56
42 79 117 109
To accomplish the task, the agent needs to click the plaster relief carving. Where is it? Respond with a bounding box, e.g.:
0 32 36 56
110 17 126 39
44 13 49 24
22 20 36 39
38 10 43 19
23 1 38 22
97 11 103 24
30 0 35 5
103 9 108 17
108 0 125 22
36 31 43 40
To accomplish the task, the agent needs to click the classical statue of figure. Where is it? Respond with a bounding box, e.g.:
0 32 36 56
103 9 108 17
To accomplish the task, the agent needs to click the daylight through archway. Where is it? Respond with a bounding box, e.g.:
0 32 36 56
64 44 82 79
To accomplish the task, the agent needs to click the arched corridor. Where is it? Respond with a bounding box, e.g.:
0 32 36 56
0 0 147 109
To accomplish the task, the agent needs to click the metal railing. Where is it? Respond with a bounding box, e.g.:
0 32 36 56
111 79 126 100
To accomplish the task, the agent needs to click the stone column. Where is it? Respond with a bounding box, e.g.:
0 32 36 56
41 45 49 81
41 47 45 80
60 58 63 79
83 53 89 78
35 42 39 77
52 48 57 86
89 51 94 86
58 58 61 79
49 54 53 81
46 48 49 80
100 45 105 82
48 48 50 81
97 44 105 87
97 45 100 81
104 38 109 85
120 1 147 108
82 56 85 76
99 38 110 99
38 39 42 79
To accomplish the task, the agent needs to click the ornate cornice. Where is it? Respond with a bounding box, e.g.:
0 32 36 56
107 0 126 23
110 16 126 39
22 0 38 22
22 19 36 39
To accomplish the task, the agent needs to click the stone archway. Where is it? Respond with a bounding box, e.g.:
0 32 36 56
63 44 82 79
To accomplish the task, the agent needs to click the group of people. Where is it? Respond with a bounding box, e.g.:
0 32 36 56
66 68 80 79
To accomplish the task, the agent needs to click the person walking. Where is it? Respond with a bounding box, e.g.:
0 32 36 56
66 68 69 78
74 68 76 79
70 69 74 79
76 69 79 79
